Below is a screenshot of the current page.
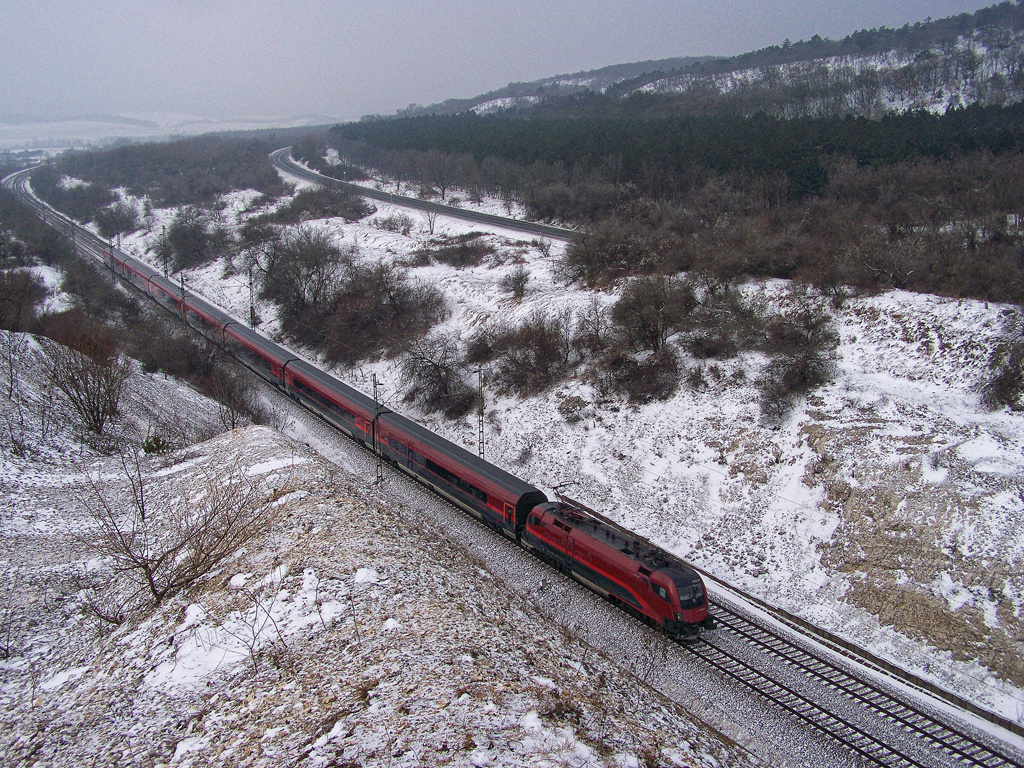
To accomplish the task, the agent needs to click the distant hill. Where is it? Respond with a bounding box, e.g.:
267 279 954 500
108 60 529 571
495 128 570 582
390 2 1024 120
389 57 713 118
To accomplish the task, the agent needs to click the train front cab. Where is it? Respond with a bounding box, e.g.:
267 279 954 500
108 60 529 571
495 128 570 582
658 567 710 636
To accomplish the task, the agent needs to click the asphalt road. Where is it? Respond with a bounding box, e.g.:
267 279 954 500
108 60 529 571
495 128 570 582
270 147 576 242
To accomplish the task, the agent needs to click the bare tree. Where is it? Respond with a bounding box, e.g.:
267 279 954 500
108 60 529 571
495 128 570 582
401 333 476 418
43 339 132 435
421 209 438 235
205 366 266 430
1 331 29 400
80 454 278 607
611 275 695 354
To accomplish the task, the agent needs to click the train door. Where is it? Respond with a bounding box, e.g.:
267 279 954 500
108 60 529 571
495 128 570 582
550 519 573 571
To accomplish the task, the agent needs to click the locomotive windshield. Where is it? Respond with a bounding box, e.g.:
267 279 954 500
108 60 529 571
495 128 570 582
677 582 706 609
665 569 706 609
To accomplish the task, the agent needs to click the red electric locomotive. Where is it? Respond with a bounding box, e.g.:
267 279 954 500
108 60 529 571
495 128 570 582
522 501 711 637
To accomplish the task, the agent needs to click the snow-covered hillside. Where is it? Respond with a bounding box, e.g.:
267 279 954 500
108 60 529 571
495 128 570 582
87 161 1024 731
459 11 1024 119
0 330 762 767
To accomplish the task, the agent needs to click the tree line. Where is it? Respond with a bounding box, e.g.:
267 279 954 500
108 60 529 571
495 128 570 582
30 135 287 228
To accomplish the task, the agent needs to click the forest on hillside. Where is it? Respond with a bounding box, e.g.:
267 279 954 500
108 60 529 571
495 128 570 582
300 103 1024 305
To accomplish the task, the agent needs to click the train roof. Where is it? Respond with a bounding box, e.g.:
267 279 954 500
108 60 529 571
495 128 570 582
225 323 299 367
184 291 237 328
543 502 702 582
381 408 545 500
285 358 542 500
287 358 378 416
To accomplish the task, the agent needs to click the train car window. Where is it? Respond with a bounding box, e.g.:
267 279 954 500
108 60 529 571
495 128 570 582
423 457 486 504
528 515 539 526
654 585 669 600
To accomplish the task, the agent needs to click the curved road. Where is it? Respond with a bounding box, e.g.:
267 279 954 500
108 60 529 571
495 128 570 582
270 147 576 242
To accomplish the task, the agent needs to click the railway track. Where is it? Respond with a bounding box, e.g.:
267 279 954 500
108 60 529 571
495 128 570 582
694 596 1022 768
6 164 1024 768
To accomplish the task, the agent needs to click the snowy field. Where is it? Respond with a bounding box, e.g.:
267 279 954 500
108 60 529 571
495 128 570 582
31 158 1024 732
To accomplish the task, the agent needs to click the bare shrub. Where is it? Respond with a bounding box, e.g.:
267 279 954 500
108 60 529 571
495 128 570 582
270 184 372 223
612 276 695 353
128 316 221 380
373 212 414 235
486 311 577 394
757 304 839 423
499 264 530 300
81 453 277 608
573 298 612 355
464 328 497 366
401 333 477 419
557 395 589 423
205 366 268 429
1 331 29 399
605 347 680 404
262 225 353 320
157 205 233 272
95 200 140 239
0 270 47 332
320 263 447 365
43 336 132 435
410 233 495 268
560 219 688 287
981 308 1024 410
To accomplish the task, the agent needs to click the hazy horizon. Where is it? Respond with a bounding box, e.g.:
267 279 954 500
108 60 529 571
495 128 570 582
1 0 999 125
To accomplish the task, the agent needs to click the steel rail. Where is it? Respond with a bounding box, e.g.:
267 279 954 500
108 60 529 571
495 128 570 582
685 637 930 768
710 604 1019 767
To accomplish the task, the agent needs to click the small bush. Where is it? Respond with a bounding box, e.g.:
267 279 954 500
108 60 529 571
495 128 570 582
410 233 495 268
373 212 415 235
42 336 133 436
0 269 47 331
484 312 577 394
756 301 839 423
557 395 588 423
316 263 447 365
270 185 373 223
95 201 140 239
611 276 696 354
605 347 680 404
499 264 530 300
157 206 233 272
981 309 1024 410
142 435 172 454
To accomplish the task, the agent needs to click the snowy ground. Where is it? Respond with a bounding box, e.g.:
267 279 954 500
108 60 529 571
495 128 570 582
0 331 764 767
56 162 1024 729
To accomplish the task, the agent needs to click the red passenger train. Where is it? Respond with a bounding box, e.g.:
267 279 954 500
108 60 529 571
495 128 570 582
4 167 713 638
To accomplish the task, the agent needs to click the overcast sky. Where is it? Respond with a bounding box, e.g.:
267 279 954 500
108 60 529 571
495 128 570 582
0 0 999 122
